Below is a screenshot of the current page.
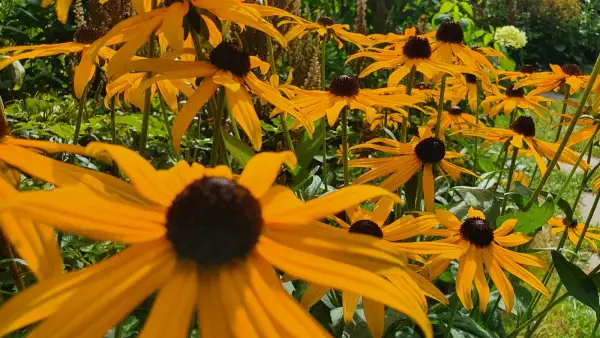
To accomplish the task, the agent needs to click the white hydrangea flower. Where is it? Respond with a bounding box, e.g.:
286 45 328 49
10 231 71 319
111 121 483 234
494 26 527 49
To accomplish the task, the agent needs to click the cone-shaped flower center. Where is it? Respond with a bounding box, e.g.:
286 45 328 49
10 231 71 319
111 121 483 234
562 218 579 228
465 73 477 84
562 64 582 76
317 16 336 27
520 65 536 74
210 42 251 78
510 116 536 137
73 25 107 44
166 177 263 268
460 217 494 247
415 137 446 163
505 84 524 98
448 105 463 116
403 37 432 59
436 21 464 44
349 219 384 238
329 75 360 97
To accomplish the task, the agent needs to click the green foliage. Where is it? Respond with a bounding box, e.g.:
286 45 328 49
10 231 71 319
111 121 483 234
552 250 600 314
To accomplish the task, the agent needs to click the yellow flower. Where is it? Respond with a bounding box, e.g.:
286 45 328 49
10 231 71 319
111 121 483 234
498 65 537 82
0 143 435 338
516 64 590 96
299 197 463 337
350 128 477 211
549 217 600 252
426 106 479 135
511 171 532 188
482 84 551 118
446 72 496 111
0 25 117 98
419 208 549 312
128 43 312 151
40 0 72 23
365 25 436 47
348 36 462 86
460 116 589 175
279 15 373 47
367 110 406 131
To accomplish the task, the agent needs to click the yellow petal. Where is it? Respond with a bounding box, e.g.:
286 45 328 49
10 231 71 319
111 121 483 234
342 292 360 323
226 87 263 150
73 50 96 99
238 151 296 199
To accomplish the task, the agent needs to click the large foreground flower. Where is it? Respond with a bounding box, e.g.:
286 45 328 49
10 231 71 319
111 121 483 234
549 217 600 251
128 42 312 151
350 128 477 211
0 144 434 338
419 208 549 312
516 64 590 96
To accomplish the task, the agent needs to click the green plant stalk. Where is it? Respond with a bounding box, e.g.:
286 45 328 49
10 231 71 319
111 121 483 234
0 231 25 291
473 80 482 170
434 75 447 138
137 0 158 156
593 318 600 337
158 97 173 146
526 54 600 209
73 85 89 146
114 320 124 338
110 97 117 145
401 67 416 143
508 293 569 338
443 294 459 338
321 34 329 189
483 296 502 327
210 91 226 167
342 109 349 186
501 147 519 214
280 114 295 152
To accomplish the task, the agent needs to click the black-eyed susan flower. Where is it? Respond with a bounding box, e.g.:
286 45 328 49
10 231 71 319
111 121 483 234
367 110 406 131
365 26 436 48
0 25 117 98
348 36 462 87
279 15 373 47
299 197 462 337
350 128 477 211
418 208 549 312
0 144 434 338
128 42 312 151
498 65 537 82
482 84 551 118
447 72 496 111
460 116 589 175
516 64 590 96
549 217 600 252
426 105 478 135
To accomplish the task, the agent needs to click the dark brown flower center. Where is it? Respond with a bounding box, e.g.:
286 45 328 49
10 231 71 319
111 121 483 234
562 218 579 228
73 25 107 44
510 116 536 137
460 217 494 247
317 16 336 27
505 84 524 98
349 219 384 238
164 0 182 6
464 73 477 84
519 65 536 74
436 21 464 44
329 75 360 97
166 177 263 269
562 64 582 76
403 36 432 59
448 106 463 116
415 137 446 163
210 42 251 77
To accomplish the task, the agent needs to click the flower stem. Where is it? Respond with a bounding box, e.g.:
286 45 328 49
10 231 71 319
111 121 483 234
501 147 519 214
321 34 329 189
342 109 349 186
138 0 158 157
159 97 173 148
210 90 226 167
0 230 25 291
526 54 600 209
110 96 117 145
508 293 569 338
473 80 482 170
443 294 459 338
402 66 416 142
114 320 124 338
592 317 600 337
280 114 295 152
73 84 89 146
553 85 571 143
435 75 447 138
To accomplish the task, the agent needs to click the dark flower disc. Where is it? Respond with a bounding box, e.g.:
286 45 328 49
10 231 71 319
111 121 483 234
166 177 263 269
510 116 536 137
505 84 524 98
519 65 536 74
317 16 336 27
464 73 477 84
460 217 494 247
0 113 8 139
415 137 446 163
349 219 384 238
164 0 182 6
403 37 432 59
562 64 582 76
210 42 251 78
562 218 579 228
329 75 360 97
448 105 463 116
436 21 464 44
73 25 107 44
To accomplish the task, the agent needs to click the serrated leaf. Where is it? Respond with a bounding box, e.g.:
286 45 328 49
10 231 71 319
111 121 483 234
222 133 254 166
496 200 555 234
552 250 600 313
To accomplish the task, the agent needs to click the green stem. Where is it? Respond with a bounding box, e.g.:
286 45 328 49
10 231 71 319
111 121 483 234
321 34 327 90
342 109 349 186
473 80 482 170
553 85 571 143
321 34 329 189
73 85 89 146
402 66 416 143
435 75 447 138
138 0 158 156
483 296 502 327
508 293 569 338
280 114 295 152
210 90 226 167
526 55 600 208
110 97 117 145
159 97 173 147
0 231 25 291
501 147 519 214
443 294 459 338
114 320 124 338
593 317 600 337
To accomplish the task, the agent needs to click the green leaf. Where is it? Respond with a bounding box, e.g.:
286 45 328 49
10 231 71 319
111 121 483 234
295 120 324 169
540 191 574 221
223 133 254 166
477 157 496 173
439 1 455 14
459 1 474 16
498 56 516 71
496 200 555 234
552 250 600 313
50 123 74 140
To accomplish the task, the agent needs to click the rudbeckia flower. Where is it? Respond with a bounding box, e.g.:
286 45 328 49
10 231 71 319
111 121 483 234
283 75 424 127
516 64 590 96
350 128 477 211
0 144 434 338
0 25 117 98
368 110 406 131
365 26 435 48
508 170 532 188
460 116 589 175
447 73 496 111
431 21 497 76
128 42 312 151
482 84 551 118
499 65 537 82
299 197 463 338
418 208 549 312
279 15 373 47
348 36 462 87
426 105 478 135
549 217 600 252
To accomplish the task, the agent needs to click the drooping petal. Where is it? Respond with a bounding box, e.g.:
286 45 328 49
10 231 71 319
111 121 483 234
300 283 329 309
456 245 477 310
226 86 263 150
342 292 360 323
363 299 385 338
482 247 514 313
238 152 296 199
